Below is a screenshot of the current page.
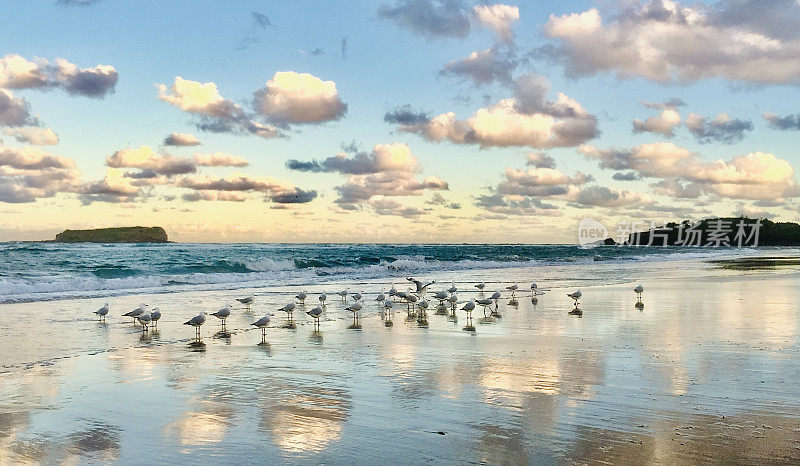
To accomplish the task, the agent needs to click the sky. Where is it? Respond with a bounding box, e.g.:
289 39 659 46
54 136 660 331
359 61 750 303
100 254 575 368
2 0 800 243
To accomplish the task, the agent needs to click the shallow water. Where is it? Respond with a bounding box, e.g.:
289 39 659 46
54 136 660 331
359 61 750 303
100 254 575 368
1 259 800 464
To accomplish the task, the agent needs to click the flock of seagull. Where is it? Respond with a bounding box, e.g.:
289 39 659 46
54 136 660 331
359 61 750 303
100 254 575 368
93 277 646 343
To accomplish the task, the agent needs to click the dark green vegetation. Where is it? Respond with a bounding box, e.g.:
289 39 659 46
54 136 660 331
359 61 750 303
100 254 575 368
611 217 800 246
54 227 168 243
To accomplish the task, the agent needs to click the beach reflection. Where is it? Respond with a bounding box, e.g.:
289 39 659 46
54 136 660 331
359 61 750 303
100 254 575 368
165 401 234 448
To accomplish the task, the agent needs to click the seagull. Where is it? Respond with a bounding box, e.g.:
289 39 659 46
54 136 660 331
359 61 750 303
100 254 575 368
307 306 323 327
346 301 362 326
447 282 457 294
475 282 485 291
432 290 449 306
634 285 644 299
137 308 152 332
506 282 518 297
461 299 476 330
417 299 429 314
568 290 582 306
211 304 231 328
476 298 495 316
338 288 349 301
279 302 296 325
184 312 207 340
251 313 271 343
150 307 161 328
319 292 327 307
530 283 537 291
123 304 147 324
236 295 254 311
296 291 307 304
406 277 435 296
447 293 458 311
352 292 362 301
389 283 398 300
94 303 109 322
376 291 386 303
489 291 501 305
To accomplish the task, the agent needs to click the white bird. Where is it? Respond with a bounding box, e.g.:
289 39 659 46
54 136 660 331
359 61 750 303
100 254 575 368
211 304 231 327
236 295 254 305
383 300 393 311
376 291 386 302
338 288 349 301
150 307 161 328
251 313 271 342
447 293 458 306
475 282 485 291
506 282 518 297
461 299 475 313
184 312 207 339
319 291 327 304
123 304 147 323
307 306 323 326
634 285 644 298
447 282 457 294
345 301 362 313
568 290 582 305
432 290 449 305
406 277 435 295
490 291 501 301
476 298 495 315
94 303 109 321
418 299 429 312
530 283 538 291
296 291 307 304
352 292 362 301
389 283 398 298
137 308 152 332
279 302 296 316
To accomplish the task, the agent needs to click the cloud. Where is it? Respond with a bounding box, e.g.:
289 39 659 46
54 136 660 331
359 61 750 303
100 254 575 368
3 127 59 145
685 113 753 144
252 71 347 125
176 173 317 204
163 132 201 146
568 185 650 208
157 77 280 138
0 145 81 203
438 47 517 86
581 142 799 200
641 98 686 110
106 146 197 176
182 191 248 202
472 4 519 42
426 192 461 209
0 55 49 89
341 37 348 60
286 142 418 175
0 89 37 126
79 168 141 204
475 192 561 216
384 105 430 125
632 108 682 137
542 1 800 84
396 82 599 149
193 152 249 167
377 0 471 39
612 171 641 181
370 198 428 217
525 152 556 169
763 112 800 130
52 58 118 98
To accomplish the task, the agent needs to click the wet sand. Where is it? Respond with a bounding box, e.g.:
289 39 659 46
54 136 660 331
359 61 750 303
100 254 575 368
1 258 800 464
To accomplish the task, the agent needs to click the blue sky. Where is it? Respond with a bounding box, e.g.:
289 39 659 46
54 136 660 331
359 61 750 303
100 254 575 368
2 0 800 242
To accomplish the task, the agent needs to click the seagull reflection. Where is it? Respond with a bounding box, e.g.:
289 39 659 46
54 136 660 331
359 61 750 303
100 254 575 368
635 301 645 310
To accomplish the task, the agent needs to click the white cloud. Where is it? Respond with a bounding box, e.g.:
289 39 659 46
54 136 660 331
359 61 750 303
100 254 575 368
632 108 681 137
252 71 347 124
472 4 519 42
163 132 201 146
3 127 59 145
193 152 249 167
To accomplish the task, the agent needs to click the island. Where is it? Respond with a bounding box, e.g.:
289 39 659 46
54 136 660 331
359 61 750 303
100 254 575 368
604 217 800 247
54 226 169 243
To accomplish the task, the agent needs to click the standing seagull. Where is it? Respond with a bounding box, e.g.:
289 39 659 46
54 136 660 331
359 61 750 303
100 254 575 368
150 307 161 329
236 295 254 311
567 290 582 306
475 282 485 291
307 305 323 329
634 285 644 299
319 292 327 308
338 288 349 301
346 301 362 327
461 299 476 331
211 304 231 330
251 313 271 343
476 298 495 316
506 282 518 298
123 304 147 324
279 302 296 327
447 282 457 294
137 308 152 333
375 291 386 303
184 312 207 341
383 300 394 327
352 292 362 301
296 291 307 305
94 303 109 322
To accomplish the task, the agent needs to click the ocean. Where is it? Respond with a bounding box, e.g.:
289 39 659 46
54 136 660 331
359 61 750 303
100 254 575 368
0 242 778 303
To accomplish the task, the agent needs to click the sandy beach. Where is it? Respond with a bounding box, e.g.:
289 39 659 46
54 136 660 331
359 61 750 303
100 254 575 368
1 256 800 464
